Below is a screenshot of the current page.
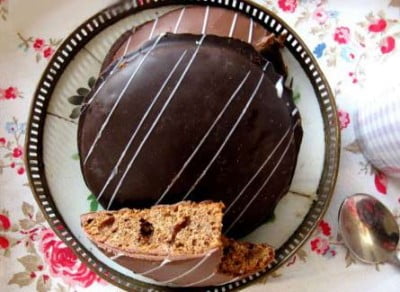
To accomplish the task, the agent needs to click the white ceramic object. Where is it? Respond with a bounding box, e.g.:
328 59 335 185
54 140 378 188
355 83 400 178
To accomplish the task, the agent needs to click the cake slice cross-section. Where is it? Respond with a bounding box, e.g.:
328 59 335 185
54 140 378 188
81 201 274 287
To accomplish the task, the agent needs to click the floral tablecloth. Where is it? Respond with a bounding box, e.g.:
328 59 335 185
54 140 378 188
1 0 400 291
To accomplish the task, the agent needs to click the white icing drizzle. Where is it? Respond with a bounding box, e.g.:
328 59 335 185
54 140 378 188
182 72 265 201
86 82 105 107
275 76 284 98
248 18 253 43
85 57 126 107
224 121 300 234
148 17 159 40
155 70 252 205
173 7 186 33
138 258 171 276
96 50 188 201
219 276 240 286
202 6 210 35
291 108 299 116
83 34 164 166
85 77 108 107
86 27 138 108
106 35 207 210
224 124 293 215
110 253 124 260
262 61 269 71
122 27 135 57
158 250 213 284
181 271 217 287
229 12 238 38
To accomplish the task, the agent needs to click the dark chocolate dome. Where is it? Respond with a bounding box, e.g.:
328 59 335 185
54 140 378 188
78 33 302 238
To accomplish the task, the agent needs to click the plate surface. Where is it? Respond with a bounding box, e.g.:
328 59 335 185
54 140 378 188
25 0 340 291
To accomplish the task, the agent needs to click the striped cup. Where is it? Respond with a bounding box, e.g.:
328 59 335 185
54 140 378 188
354 85 400 178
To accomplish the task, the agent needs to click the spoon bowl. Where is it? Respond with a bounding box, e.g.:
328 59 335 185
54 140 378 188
338 193 400 265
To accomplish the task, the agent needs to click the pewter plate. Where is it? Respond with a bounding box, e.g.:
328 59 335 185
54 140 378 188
25 0 340 291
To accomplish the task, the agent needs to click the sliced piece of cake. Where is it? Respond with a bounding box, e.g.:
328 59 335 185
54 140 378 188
81 201 274 287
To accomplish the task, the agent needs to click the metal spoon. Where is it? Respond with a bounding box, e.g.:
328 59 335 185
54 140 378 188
338 193 400 266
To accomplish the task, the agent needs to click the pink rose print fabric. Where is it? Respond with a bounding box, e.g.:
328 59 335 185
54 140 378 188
278 0 298 13
1 1 400 292
312 7 328 24
309 220 337 257
17 34 62 62
39 229 103 288
368 19 387 33
0 214 11 249
380 36 396 54
1 201 106 291
338 109 350 130
333 26 350 44
0 117 26 175
0 86 23 100
310 236 330 255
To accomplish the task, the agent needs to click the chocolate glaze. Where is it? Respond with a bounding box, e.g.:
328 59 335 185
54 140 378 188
101 6 287 77
93 245 249 287
78 32 302 238
93 243 225 287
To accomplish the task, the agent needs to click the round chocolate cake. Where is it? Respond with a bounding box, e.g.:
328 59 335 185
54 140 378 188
102 6 288 78
78 7 302 238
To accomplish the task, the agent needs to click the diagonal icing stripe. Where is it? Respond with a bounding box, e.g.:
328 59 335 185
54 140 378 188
248 17 254 43
173 7 186 34
158 250 213 284
83 34 164 165
229 12 238 38
224 123 299 234
84 56 126 107
181 271 216 287
181 72 265 201
201 6 210 35
106 34 207 210
224 122 296 215
96 50 188 201
138 258 171 276
148 17 159 40
122 26 136 57
155 70 252 205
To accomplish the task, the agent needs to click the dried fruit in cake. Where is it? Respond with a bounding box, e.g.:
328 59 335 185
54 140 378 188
81 201 275 287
